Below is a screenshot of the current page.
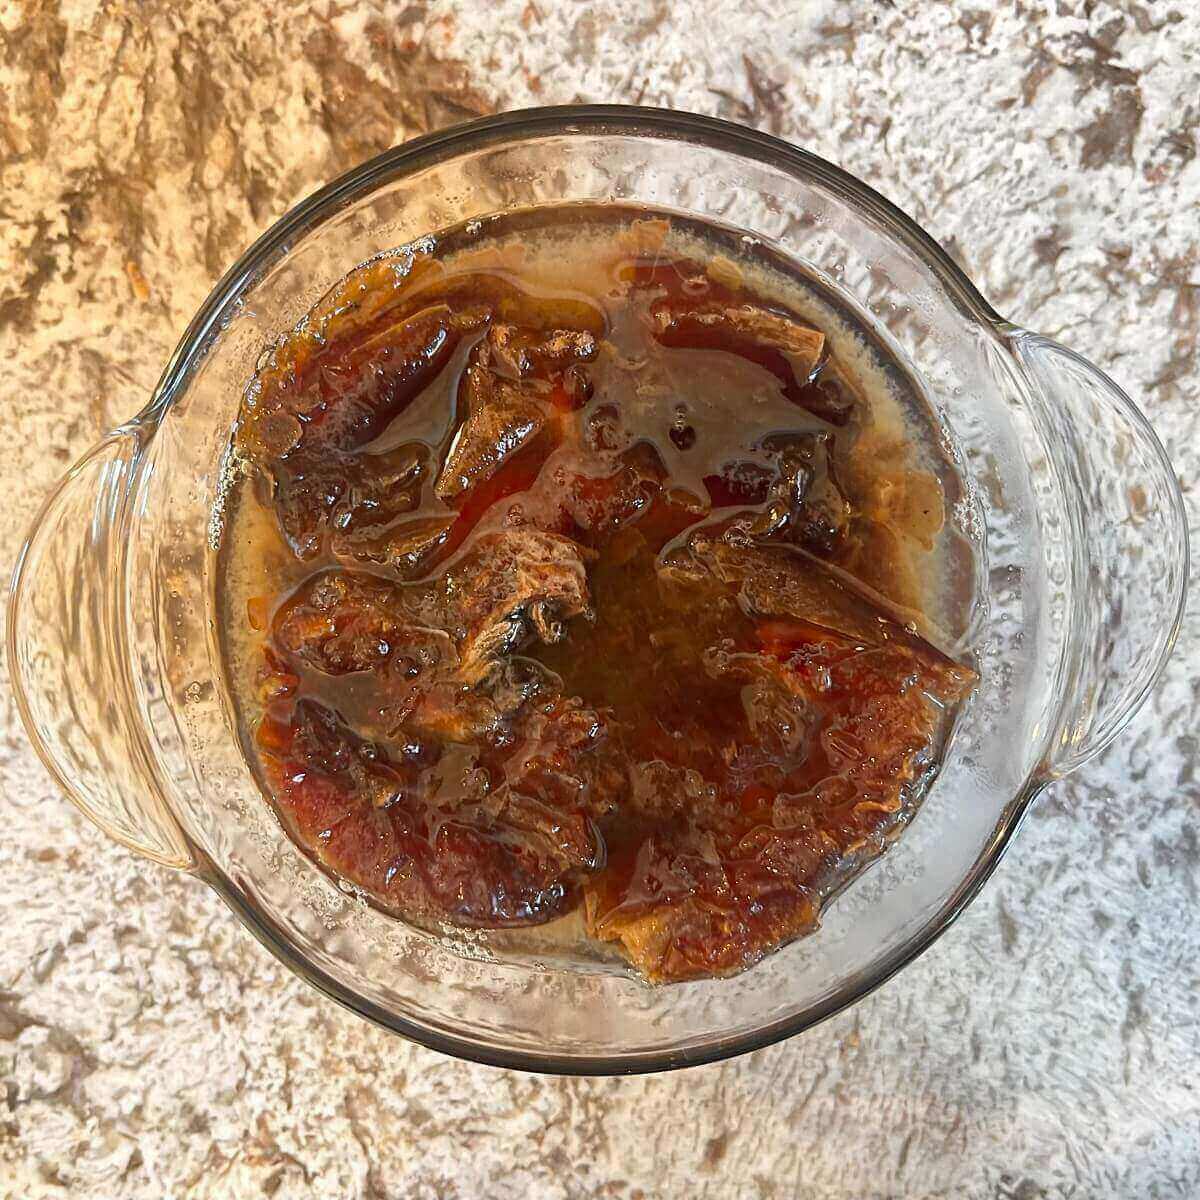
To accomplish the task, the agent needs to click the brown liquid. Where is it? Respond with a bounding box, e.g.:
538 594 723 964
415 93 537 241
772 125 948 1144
216 206 977 983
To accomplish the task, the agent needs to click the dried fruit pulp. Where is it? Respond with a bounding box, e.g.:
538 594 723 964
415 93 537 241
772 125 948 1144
217 206 977 983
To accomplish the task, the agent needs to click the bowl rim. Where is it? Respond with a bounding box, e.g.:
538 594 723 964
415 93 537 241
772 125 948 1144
164 104 1032 1074
145 104 1004 423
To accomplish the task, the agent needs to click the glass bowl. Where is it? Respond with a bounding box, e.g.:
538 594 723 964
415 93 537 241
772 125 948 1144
8 106 1187 1073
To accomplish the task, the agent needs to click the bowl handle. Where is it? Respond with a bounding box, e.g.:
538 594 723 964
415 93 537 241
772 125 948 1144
1010 331 1189 776
7 431 194 868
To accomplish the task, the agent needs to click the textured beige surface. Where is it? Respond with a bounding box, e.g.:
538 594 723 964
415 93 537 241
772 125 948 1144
2 2 1199 1197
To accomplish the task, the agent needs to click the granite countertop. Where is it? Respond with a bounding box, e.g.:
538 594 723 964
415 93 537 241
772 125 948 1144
2 2 1198 1197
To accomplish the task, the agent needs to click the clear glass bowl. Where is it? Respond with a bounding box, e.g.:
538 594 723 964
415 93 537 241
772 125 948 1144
9 106 1187 1073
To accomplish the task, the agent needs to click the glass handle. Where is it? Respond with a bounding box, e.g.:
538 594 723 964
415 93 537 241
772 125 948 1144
1011 332 1189 776
7 432 194 868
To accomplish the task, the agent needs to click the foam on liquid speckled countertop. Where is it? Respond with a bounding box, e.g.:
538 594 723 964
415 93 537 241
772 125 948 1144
1 3 1197 1197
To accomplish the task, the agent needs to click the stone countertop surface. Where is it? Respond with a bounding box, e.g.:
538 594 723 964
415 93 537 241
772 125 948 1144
1 2 1198 1197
